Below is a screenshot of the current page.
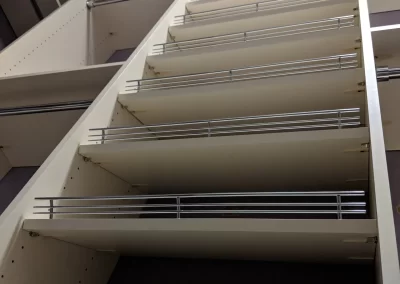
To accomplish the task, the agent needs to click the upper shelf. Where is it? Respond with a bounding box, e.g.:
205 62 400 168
0 62 122 108
169 1 357 41
23 218 377 262
80 127 369 193
149 15 360 76
185 0 357 14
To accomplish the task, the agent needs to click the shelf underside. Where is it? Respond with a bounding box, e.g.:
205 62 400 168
23 218 377 262
80 128 369 193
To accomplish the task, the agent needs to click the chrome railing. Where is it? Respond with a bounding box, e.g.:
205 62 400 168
174 0 337 25
154 15 356 55
34 191 367 219
125 53 359 93
88 108 361 144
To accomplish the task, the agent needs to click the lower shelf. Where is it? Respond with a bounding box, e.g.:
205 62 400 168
23 218 377 262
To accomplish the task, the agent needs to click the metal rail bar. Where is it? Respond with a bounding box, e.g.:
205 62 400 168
34 202 367 209
0 100 92 117
90 108 359 132
153 15 355 55
35 191 366 201
173 0 336 25
125 54 358 93
34 191 367 219
34 210 367 216
87 108 360 143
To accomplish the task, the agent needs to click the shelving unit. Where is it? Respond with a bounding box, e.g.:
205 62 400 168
2 0 400 283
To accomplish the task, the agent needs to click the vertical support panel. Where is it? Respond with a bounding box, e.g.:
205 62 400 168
0 229 118 284
0 0 187 267
0 0 89 76
359 0 400 283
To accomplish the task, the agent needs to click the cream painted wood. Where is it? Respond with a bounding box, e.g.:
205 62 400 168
80 128 369 193
0 150 11 181
359 0 400 282
0 0 187 267
0 110 84 167
119 68 365 124
0 0 93 77
23 218 377 262
0 229 118 284
368 0 400 13
170 2 357 41
148 26 361 76
0 62 122 108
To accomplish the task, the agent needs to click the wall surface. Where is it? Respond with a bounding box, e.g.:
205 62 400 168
0 167 38 214
386 151 400 263
109 257 375 284
0 0 39 37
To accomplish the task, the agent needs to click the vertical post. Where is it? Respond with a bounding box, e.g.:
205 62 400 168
337 17 341 29
101 129 105 144
244 32 247 42
177 197 181 219
338 111 342 129
230 70 233 81
163 43 166 54
338 56 342 69
208 121 211 137
137 80 141 92
336 195 342 219
256 3 259 12
49 200 54 219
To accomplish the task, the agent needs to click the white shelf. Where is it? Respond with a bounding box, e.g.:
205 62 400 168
170 2 357 41
80 128 369 193
149 25 360 76
23 218 377 262
186 0 357 14
119 68 365 124
0 62 122 108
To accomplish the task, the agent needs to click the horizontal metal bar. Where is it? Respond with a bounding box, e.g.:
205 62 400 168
0 100 92 117
131 60 357 90
34 202 367 210
90 117 360 139
125 63 358 93
33 209 367 215
128 53 357 84
90 108 359 132
174 0 338 25
154 23 355 55
89 122 360 143
35 191 366 201
157 15 354 48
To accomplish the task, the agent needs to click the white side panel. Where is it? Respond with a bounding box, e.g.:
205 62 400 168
0 0 187 266
0 229 118 284
0 0 91 76
359 0 400 283
0 150 11 180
